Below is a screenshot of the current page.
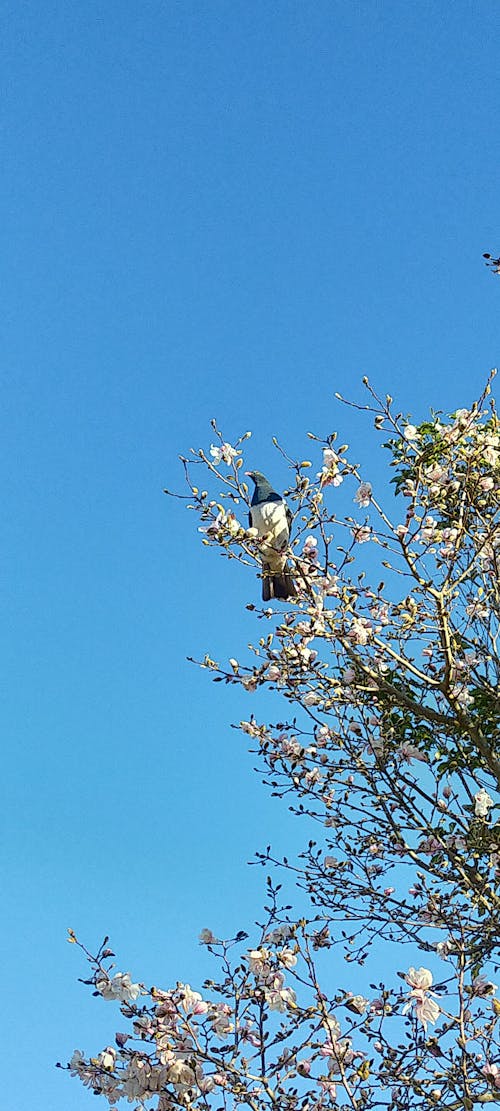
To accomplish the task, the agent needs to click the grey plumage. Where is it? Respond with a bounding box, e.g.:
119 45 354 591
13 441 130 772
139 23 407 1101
246 471 297 601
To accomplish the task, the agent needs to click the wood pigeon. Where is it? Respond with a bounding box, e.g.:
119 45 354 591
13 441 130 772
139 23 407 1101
246 471 297 601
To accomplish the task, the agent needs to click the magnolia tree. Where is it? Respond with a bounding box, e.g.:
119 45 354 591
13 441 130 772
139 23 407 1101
64 375 500 1110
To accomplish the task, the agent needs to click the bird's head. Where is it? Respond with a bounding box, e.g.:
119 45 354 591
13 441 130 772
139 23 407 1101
245 470 267 486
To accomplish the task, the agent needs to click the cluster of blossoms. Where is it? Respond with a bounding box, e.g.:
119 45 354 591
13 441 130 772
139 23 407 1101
67 383 500 1109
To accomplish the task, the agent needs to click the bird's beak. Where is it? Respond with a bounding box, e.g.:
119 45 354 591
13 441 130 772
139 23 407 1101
244 471 253 478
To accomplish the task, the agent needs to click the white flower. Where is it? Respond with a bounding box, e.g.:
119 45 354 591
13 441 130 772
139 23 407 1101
211 1003 233 1036
168 1060 196 1087
199 928 217 945
97 1047 116 1070
178 983 209 1014
471 974 497 997
405 966 433 991
403 424 420 441
302 535 319 559
199 508 241 537
96 971 141 1002
345 994 369 1014
481 1062 500 1088
248 948 271 975
265 985 296 1011
351 524 371 544
403 967 440 1031
318 448 344 487
277 948 298 969
303 690 321 706
435 938 453 959
354 482 372 507
420 516 439 544
266 923 294 944
210 442 239 466
397 742 427 764
424 463 447 484
484 446 500 467
474 788 494 818
347 617 372 645
69 1049 86 1074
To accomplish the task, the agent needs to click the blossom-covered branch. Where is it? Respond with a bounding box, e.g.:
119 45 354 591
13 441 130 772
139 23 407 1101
65 378 500 1109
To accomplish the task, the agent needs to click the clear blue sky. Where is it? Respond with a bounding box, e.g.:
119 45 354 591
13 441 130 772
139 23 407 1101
2 2 499 1106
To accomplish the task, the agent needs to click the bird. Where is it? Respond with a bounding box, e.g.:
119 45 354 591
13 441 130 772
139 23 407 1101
245 470 297 601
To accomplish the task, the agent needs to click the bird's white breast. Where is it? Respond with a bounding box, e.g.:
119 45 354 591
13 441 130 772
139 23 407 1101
250 501 289 571
251 500 288 538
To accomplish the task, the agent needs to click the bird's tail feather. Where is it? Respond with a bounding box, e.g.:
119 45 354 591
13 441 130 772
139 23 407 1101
262 569 297 602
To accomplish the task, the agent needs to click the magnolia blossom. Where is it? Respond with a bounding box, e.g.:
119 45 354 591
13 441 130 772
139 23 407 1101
347 617 372 645
69 1049 86 1075
168 1059 197 1087
322 573 340 595
345 993 369 1014
397 742 427 763
277 947 297 969
240 719 261 738
318 447 343 486
209 442 239 466
424 462 447 485
304 767 323 786
320 1036 355 1069
211 1002 233 1036
354 482 372 507
402 967 440 1031
96 971 141 1002
199 509 241 538
453 407 471 422
199 928 218 945
315 724 331 745
439 527 459 559
481 1062 500 1088
96 1047 116 1070
418 836 442 854
303 690 321 706
266 986 296 1011
351 524 371 544
483 442 500 467
474 788 494 818
450 683 473 710
266 923 294 944
302 535 319 561
403 423 420 441
247 947 271 975
406 966 433 989
419 515 439 544
178 983 209 1014
471 974 498 997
